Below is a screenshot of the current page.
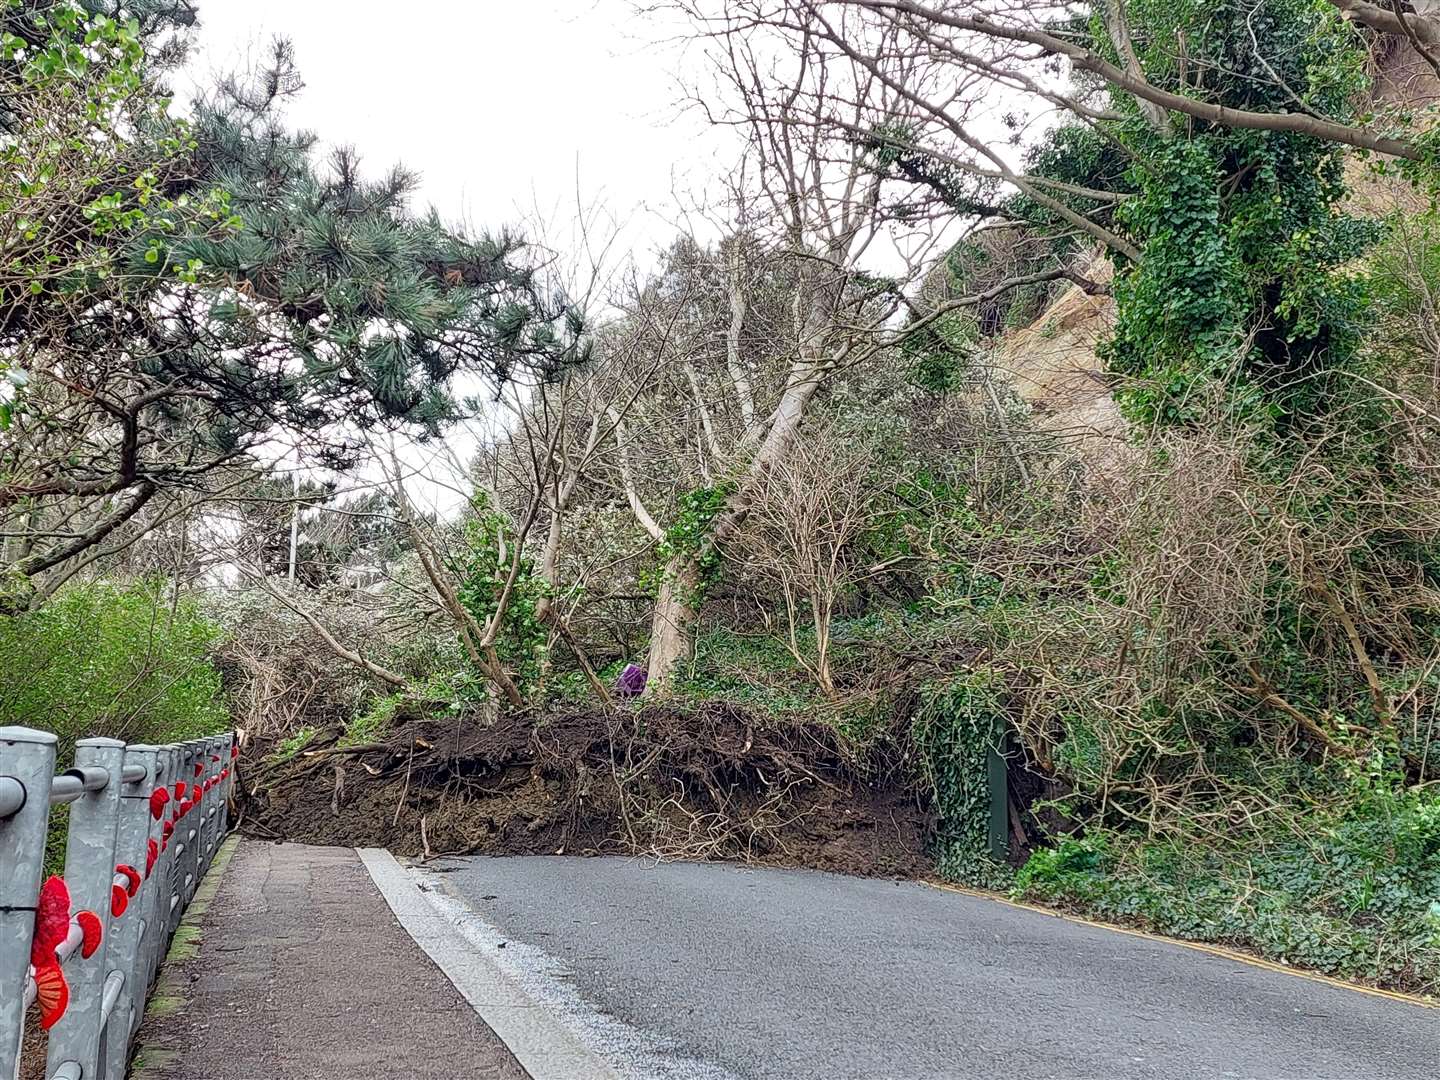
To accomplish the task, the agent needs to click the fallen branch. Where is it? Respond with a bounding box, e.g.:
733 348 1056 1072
1241 661 1361 758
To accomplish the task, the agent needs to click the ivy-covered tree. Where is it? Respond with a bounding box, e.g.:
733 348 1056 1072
1090 0 1379 430
0 2 582 606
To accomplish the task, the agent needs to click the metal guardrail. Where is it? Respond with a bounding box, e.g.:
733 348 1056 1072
0 728 237 1080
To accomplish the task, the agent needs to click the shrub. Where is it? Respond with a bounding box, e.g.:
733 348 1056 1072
0 580 228 766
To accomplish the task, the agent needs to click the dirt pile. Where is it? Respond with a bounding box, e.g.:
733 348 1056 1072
241 702 932 878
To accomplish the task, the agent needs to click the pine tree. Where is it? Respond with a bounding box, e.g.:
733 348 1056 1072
0 5 584 603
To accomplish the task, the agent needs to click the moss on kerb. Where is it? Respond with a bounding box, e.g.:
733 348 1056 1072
129 834 241 1079
128 1046 179 1074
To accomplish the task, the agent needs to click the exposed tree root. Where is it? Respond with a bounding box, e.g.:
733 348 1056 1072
244 702 931 878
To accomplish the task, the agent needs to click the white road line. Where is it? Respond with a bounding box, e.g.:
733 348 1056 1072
356 847 622 1080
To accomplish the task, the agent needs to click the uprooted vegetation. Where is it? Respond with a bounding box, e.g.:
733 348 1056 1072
242 702 933 877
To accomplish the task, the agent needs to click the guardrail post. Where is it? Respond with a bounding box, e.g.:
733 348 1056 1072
218 735 232 836
157 744 182 941
195 739 213 876
137 747 167 999
176 748 198 915
178 743 201 912
48 737 125 1080
0 727 58 1080
104 743 158 1079
205 737 224 864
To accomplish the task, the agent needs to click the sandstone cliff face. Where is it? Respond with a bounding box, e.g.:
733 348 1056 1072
993 255 1122 449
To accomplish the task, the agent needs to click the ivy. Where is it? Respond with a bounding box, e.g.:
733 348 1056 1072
912 671 1012 889
449 494 549 691
646 482 736 604
1097 0 1377 434
1015 788 1440 994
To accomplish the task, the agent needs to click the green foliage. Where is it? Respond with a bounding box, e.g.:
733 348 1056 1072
273 725 316 762
1369 207 1440 368
0 1 233 424
1103 143 1247 424
1093 0 1377 430
646 482 736 602
1016 787 1440 994
1001 122 1137 252
341 669 491 745
660 484 734 570
672 628 829 716
1014 835 1106 892
912 672 1011 889
901 310 977 393
546 659 628 706
340 697 395 748
0 580 227 763
450 493 549 689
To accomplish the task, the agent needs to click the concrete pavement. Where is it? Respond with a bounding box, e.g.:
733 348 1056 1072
133 841 526 1080
424 855 1439 1080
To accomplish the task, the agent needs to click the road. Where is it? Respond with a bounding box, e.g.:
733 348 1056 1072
419 855 1439 1080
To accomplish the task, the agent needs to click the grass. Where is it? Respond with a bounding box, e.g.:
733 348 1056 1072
272 725 316 762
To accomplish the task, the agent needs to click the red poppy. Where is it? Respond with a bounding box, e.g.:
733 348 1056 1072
33 964 69 1029
76 911 103 959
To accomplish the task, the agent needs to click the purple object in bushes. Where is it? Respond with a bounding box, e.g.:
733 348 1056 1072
615 662 648 697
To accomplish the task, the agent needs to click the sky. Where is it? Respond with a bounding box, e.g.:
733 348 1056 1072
178 2 986 519
183 1 730 515
185 1 725 274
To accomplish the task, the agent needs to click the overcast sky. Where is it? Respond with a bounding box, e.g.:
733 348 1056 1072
186 1 724 269
180 3 981 518
184 2 732 515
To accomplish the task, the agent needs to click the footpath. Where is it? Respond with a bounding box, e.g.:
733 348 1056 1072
133 840 527 1080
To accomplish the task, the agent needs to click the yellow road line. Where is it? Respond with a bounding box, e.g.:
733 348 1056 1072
924 880 1438 1010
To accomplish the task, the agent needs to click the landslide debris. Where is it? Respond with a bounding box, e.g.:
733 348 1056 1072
242 702 931 878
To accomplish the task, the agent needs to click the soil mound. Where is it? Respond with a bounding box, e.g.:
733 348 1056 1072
241 702 931 878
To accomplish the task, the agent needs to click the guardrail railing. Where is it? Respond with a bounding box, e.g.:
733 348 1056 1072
0 728 237 1080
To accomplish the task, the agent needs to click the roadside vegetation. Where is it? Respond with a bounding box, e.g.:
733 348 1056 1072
3 0 1439 995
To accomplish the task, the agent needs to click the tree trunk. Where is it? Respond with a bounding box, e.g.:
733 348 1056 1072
645 552 701 694
643 258 840 693
643 374 823 695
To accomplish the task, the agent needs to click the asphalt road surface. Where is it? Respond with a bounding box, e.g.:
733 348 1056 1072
422 855 1438 1080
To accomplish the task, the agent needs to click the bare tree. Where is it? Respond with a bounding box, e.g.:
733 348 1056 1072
629 6 936 691
731 424 891 693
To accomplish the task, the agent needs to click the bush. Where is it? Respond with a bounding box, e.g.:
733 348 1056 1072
0 580 229 766
1015 788 1440 994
